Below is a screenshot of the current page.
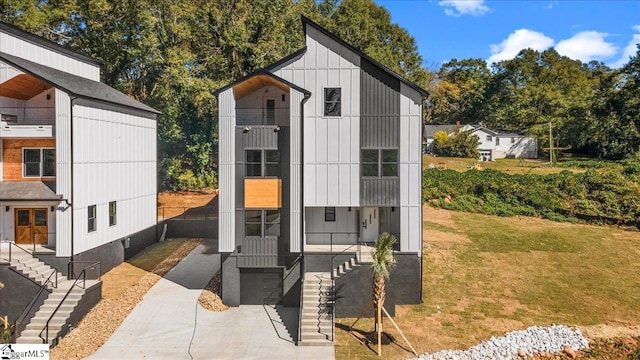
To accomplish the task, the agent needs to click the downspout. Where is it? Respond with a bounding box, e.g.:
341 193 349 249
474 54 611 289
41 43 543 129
300 94 310 258
69 96 77 264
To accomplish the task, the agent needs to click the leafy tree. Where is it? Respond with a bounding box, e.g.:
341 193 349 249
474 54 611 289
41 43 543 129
433 130 479 158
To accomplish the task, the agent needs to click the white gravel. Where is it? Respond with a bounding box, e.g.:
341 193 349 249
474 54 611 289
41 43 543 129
409 324 589 360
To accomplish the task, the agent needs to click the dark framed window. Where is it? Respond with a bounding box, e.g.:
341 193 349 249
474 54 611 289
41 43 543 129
245 150 280 177
324 207 336 222
1 114 18 123
109 201 117 226
486 135 492 142
88 205 96 232
381 150 398 176
362 149 398 177
496 137 501 146
23 148 55 177
245 210 280 237
324 88 341 116
245 210 262 236
511 137 515 144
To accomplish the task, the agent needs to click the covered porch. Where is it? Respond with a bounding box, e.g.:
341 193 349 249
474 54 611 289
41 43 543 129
303 206 400 253
0 181 61 248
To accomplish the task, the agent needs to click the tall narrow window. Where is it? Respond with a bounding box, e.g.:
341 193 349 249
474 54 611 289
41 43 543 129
264 150 280 177
325 207 336 222
496 137 501 146
246 150 262 177
324 88 341 116
109 201 117 226
265 99 276 125
264 210 281 236
88 205 96 232
362 150 379 177
381 150 398 176
245 210 262 236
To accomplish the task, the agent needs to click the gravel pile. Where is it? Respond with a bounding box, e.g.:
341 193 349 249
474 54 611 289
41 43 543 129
410 325 589 360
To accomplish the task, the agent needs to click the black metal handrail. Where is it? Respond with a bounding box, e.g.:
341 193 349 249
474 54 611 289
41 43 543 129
67 261 101 285
13 269 57 339
39 262 100 344
297 254 305 344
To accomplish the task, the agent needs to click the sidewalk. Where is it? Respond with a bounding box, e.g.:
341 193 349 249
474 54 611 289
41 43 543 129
88 242 334 360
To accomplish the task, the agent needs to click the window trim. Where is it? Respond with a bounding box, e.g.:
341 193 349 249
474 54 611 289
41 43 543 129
324 87 342 117
245 149 280 178
325 207 336 222
88 205 96 233
486 135 492 142
109 201 117 227
22 147 56 178
245 209 281 238
361 149 399 178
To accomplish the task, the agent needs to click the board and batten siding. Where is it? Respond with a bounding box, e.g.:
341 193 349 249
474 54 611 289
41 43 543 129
272 25 360 207
0 32 100 81
70 105 156 255
399 83 422 254
289 89 304 252
55 89 72 256
218 90 236 252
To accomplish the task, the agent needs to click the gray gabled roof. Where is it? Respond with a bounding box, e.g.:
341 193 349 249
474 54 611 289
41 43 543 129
0 181 61 201
0 52 160 115
0 21 102 67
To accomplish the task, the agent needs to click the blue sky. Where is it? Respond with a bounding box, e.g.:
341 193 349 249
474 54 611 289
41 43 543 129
375 0 640 69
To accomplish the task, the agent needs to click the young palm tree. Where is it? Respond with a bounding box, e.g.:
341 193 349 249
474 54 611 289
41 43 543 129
371 232 396 355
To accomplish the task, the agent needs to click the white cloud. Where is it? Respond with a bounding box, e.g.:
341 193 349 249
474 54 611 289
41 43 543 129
555 31 618 62
487 29 555 64
439 0 489 17
610 26 640 68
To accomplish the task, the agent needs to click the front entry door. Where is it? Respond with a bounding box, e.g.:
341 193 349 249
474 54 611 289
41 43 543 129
15 208 48 245
361 207 379 244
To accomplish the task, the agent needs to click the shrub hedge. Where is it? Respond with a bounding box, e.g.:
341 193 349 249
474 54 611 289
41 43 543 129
423 167 640 229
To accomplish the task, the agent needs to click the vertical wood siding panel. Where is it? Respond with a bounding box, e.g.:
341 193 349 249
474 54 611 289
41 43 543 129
219 90 236 252
54 90 71 256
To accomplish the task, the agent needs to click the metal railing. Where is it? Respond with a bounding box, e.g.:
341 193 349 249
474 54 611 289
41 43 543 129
297 254 305 344
0 233 56 262
13 269 58 339
157 207 216 221
305 231 359 253
39 261 100 344
235 107 290 126
67 261 101 285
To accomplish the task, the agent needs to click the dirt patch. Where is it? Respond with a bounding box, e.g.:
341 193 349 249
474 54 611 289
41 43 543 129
580 324 640 339
157 190 217 219
424 205 457 227
50 239 201 360
198 270 228 312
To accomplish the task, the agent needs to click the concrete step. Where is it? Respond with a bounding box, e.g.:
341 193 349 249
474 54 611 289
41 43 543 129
299 332 331 341
26 315 69 328
38 304 76 313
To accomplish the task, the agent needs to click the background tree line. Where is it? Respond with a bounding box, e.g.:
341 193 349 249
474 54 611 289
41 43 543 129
2 1 639 190
1 0 431 190
427 48 640 160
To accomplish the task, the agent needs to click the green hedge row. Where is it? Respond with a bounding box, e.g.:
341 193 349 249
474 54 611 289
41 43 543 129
422 168 640 229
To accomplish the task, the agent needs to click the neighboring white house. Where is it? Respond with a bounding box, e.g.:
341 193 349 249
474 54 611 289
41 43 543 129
424 123 537 160
215 16 425 345
0 21 160 269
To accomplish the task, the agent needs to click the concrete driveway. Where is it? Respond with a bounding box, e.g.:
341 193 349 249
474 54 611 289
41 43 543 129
88 241 334 360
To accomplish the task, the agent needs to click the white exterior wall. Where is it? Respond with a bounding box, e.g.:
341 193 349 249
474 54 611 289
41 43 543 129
305 207 358 245
70 105 156 255
218 90 236 252
399 83 422 254
272 26 360 207
0 31 100 81
55 89 72 256
289 89 304 252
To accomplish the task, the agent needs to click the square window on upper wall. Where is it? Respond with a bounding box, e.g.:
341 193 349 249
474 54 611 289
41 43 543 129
324 88 341 116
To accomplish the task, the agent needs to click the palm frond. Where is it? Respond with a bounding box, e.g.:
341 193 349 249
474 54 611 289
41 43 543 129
372 232 397 280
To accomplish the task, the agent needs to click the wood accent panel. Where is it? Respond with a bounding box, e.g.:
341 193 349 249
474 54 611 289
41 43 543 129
0 74 52 100
233 75 289 100
244 179 282 208
2 138 56 181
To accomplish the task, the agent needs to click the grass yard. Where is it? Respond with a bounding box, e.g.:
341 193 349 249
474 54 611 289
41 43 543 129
423 155 585 175
334 206 640 359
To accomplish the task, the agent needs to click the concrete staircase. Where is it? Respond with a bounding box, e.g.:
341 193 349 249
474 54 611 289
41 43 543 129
8 249 99 345
298 272 333 346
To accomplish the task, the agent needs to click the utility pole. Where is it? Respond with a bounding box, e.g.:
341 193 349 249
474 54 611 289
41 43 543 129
549 121 553 166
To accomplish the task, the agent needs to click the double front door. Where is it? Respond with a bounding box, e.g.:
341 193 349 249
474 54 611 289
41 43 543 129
15 208 48 245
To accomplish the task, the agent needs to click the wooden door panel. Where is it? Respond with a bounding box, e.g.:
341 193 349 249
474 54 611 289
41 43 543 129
33 209 48 244
14 208 48 244
15 209 31 244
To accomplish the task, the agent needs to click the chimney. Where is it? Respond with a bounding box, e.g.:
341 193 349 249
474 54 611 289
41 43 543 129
456 121 460 134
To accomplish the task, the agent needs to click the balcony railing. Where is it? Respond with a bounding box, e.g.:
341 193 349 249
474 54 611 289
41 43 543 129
236 107 290 126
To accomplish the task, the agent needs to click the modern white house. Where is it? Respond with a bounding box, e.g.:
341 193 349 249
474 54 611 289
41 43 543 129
215 16 425 345
424 123 538 160
0 20 159 271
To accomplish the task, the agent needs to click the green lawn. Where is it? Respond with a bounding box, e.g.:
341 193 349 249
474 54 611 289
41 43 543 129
335 207 640 359
422 155 587 175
